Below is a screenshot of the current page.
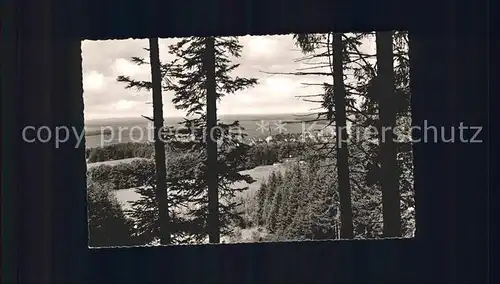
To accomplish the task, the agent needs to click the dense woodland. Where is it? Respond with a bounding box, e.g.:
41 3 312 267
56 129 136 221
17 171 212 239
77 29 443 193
87 32 415 247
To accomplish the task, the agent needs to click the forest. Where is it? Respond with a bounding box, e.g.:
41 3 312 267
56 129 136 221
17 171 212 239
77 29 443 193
86 32 415 247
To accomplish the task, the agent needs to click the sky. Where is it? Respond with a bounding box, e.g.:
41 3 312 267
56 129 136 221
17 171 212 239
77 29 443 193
82 35 376 121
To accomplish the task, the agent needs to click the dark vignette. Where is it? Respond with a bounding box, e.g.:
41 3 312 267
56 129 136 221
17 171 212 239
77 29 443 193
1 0 489 283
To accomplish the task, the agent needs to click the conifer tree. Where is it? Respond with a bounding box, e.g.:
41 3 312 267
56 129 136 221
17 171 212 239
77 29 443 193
256 182 268 225
166 36 258 242
346 31 412 238
148 38 171 244
282 169 303 234
204 37 223 242
260 32 413 240
276 182 291 235
375 31 401 237
116 37 257 243
332 33 354 238
261 173 278 226
87 181 139 247
116 38 172 244
266 186 283 233
292 32 354 238
125 157 203 244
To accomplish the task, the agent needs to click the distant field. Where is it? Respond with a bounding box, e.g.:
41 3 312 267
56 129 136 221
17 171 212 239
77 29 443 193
87 159 291 212
235 162 290 199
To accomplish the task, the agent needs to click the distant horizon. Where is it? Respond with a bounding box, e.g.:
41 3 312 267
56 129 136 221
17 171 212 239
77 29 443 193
84 111 318 123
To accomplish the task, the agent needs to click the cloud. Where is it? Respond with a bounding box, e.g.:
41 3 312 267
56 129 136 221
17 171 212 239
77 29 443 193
81 34 377 120
112 58 147 78
265 77 301 93
244 36 281 60
83 71 105 91
114 100 137 110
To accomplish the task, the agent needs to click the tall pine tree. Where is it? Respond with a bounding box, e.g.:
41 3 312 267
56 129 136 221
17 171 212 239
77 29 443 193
292 32 354 238
204 37 220 243
375 31 401 237
148 38 171 244
116 37 257 243
116 38 172 244
332 33 354 238
166 36 258 243
289 32 413 239
346 31 411 238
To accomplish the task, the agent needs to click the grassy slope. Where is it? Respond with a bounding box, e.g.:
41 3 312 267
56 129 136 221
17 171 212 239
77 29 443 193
86 157 148 169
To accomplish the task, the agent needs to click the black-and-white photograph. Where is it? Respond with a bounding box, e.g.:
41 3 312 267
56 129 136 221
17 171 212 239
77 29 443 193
82 32 415 247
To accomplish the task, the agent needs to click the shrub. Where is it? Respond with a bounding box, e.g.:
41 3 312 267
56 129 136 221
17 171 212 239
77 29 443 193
87 181 141 247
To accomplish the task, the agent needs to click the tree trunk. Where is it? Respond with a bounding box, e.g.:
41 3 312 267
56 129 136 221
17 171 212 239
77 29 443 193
204 37 220 243
149 38 171 245
376 31 402 237
333 33 354 239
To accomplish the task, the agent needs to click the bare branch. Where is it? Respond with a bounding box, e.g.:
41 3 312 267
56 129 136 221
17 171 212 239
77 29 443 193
259 70 332 77
303 99 324 103
141 115 154 122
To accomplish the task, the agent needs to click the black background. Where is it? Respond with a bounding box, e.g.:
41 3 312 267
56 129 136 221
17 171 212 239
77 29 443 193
1 0 490 283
